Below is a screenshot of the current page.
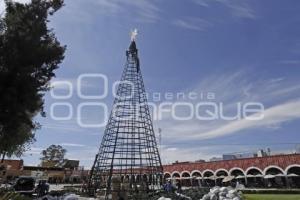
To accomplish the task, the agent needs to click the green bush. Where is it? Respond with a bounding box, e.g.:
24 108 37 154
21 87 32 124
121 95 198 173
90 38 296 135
149 188 209 200
0 192 31 200
242 189 300 195
244 194 300 200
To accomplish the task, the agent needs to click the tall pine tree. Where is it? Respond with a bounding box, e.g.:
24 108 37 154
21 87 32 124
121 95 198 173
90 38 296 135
0 0 66 161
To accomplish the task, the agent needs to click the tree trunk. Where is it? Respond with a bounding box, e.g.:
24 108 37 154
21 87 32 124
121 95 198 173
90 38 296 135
1 152 6 163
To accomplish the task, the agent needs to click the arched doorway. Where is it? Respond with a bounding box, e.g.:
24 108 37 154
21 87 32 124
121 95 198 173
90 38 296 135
125 174 130 183
230 168 246 187
164 173 171 182
171 172 180 187
264 166 285 188
156 174 163 186
181 171 191 187
172 172 180 179
136 174 141 183
215 169 228 186
203 170 215 187
246 167 264 188
132 174 137 184
286 165 300 188
191 171 202 187
142 174 148 182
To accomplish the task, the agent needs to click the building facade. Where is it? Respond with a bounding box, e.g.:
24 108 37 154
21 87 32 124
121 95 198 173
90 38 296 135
163 154 300 188
0 159 89 184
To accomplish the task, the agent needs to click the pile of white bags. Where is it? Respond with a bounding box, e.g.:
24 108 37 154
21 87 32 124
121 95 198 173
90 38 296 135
200 187 243 200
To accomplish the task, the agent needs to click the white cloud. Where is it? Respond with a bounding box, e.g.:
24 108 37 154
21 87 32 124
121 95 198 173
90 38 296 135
65 146 98 167
160 145 228 164
191 0 209 7
173 17 213 31
269 78 285 83
60 143 86 147
155 70 300 144
79 0 161 23
1 0 161 24
165 147 177 151
121 0 160 23
161 148 204 164
43 123 84 133
280 60 300 65
25 147 44 155
41 122 103 136
192 99 300 140
191 0 257 20
269 85 300 97
154 69 300 163
224 1 256 19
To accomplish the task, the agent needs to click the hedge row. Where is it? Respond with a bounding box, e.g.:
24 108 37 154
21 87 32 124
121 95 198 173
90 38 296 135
0 192 31 200
241 189 300 194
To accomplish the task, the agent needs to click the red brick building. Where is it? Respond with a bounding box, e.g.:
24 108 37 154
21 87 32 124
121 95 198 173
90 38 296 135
163 154 300 188
1 159 23 170
0 159 24 180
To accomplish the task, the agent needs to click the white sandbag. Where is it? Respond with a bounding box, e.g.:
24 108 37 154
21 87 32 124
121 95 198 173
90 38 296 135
63 194 79 200
219 191 227 197
157 197 171 200
210 187 220 194
201 194 210 200
210 194 218 200
228 189 237 195
220 187 228 193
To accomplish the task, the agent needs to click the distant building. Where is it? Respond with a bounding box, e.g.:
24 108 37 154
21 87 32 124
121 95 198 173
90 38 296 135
257 149 270 157
0 159 88 184
223 152 256 160
41 159 80 169
0 159 23 181
41 160 58 168
163 153 300 188
209 157 223 162
296 145 300 153
222 154 237 160
23 166 65 183
173 161 190 164
22 164 88 183
1 159 23 170
61 160 80 170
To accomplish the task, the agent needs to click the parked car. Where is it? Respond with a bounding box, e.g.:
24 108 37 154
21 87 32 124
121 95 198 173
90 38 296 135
13 176 36 195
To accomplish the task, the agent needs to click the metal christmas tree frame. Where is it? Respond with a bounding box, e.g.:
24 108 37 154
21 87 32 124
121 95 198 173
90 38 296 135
89 35 163 199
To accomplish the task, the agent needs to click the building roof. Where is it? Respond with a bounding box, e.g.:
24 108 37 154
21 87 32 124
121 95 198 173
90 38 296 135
23 166 64 171
1 159 23 170
62 159 79 169
163 153 300 174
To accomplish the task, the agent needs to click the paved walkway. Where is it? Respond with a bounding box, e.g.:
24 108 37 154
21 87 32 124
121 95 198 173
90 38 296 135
49 183 82 191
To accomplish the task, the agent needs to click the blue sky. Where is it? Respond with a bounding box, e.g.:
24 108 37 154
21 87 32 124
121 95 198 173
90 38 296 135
2 0 300 168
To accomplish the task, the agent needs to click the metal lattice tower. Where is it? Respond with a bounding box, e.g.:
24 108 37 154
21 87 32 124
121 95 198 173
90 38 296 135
89 38 163 199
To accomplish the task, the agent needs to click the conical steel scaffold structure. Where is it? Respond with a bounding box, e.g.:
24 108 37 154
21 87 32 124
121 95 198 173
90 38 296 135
89 38 163 199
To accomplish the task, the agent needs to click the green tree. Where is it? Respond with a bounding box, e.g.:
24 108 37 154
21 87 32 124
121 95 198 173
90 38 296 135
40 145 67 167
0 0 66 162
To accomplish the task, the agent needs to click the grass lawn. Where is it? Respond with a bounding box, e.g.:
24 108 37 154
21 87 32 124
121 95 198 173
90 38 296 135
245 194 300 200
